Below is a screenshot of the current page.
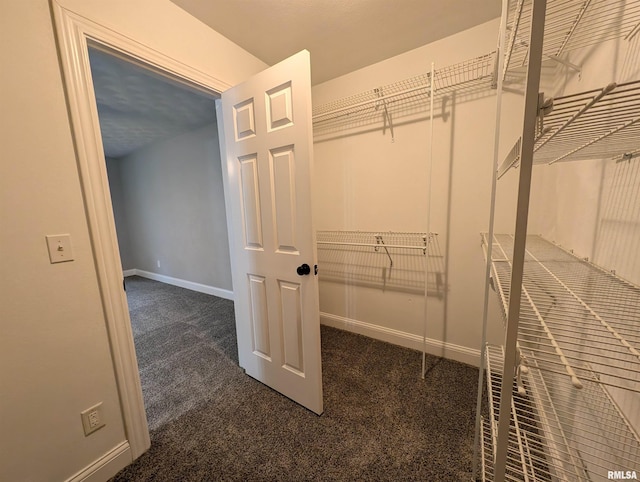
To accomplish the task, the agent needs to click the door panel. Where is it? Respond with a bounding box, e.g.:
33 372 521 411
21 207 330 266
279 280 303 373
248 274 271 359
271 147 298 252
239 155 263 248
220 50 323 414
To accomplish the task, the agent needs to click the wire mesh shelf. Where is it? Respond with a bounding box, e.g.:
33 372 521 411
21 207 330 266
533 80 640 164
486 344 558 481
312 52 496 137
484 343 640 481
503 0 640 77
481 416 495 482
316 230 443 296
485 233 640 392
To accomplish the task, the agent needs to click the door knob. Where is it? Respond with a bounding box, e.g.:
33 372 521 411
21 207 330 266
296 263 311 276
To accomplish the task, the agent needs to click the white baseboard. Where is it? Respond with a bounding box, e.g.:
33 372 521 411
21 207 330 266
65 442 131 482
320 312 480 367
125 269 234 301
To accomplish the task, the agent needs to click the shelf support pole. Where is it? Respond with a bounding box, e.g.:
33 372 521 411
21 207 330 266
421 62 435 379
473 0 510 476
494 0 547 480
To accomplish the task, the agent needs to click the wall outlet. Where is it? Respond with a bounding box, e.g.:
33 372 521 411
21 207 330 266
157 259 161 268
81 402 105 436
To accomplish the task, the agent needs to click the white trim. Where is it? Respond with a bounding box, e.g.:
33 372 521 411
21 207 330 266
65 442 131 482
122 269 137 277
51 2 232 461
130 269 234 301
320 312 480 367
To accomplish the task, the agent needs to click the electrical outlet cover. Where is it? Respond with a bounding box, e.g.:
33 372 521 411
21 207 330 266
81 402 105 436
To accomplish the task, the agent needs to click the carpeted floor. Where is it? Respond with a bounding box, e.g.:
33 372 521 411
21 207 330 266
111 276 481 481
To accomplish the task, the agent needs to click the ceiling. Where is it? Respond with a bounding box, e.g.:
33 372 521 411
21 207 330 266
89 47 218 159
171 0 502 85
90 2 501 159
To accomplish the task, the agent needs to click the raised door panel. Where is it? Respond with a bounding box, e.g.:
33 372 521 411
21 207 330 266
220 50 322 415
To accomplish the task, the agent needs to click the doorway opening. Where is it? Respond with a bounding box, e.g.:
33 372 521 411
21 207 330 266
88 45 236 429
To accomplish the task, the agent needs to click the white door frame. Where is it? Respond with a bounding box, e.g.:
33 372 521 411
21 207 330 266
52 3 233 459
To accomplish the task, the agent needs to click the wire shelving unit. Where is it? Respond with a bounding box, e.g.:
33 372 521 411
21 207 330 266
498 80 640 177
503 0 640 78
476 2 640 479
312 52 496 138
534 80 640 165
481 234 640 480
315 230 441 295
486 234 640 391
316 230 444 379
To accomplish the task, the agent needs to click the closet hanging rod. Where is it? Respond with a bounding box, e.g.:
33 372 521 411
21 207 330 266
316 241 429 251
312 81 432 121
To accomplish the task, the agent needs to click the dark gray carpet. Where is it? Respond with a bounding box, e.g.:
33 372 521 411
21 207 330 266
112 276 481 481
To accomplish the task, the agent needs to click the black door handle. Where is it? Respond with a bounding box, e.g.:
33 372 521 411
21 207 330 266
297 263 311 276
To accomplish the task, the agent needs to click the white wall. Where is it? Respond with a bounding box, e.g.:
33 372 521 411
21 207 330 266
0 1 265 480
106 157 135 269
115 123 232 290
311 19 504 364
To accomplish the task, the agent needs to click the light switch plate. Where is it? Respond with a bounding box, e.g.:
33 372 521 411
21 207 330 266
46 234 74 263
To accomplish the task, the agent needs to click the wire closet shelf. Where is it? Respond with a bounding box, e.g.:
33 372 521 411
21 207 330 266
481 233 640 481
311 52 496 136
497 79 640 179
315 230 439 294
534 80 640 165
502 0 640 78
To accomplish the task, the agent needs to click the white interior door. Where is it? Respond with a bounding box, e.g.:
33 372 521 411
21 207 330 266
218 50 323 414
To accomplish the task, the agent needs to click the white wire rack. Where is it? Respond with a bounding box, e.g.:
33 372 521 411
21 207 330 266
503 0 640 77
315 230 442 296
486 233 640 391
486 344 559 481
481 415 496 482
533 80 640 164
478 1 640 480
498 80 640 177
312 52 496 138
482 234 640 480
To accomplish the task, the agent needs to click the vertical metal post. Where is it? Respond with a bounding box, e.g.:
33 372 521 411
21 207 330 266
472 0 510 477
422 62 436 378
494 0 547 480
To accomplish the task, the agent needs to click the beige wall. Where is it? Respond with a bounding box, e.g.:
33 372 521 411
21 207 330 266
311 19 507 363
0 1 265 480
